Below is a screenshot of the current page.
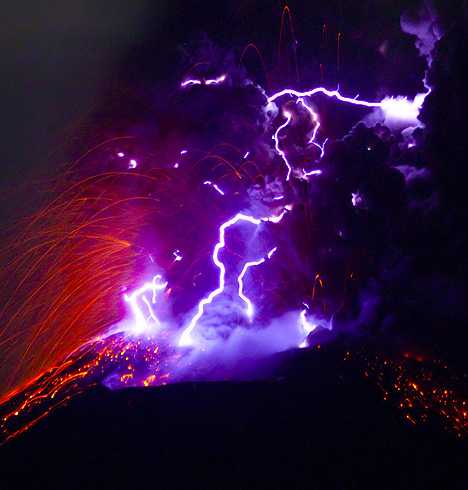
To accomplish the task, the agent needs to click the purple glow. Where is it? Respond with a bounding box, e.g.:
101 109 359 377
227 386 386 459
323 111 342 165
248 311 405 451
117 77 428 357
112 51 432 373
129 159 138 169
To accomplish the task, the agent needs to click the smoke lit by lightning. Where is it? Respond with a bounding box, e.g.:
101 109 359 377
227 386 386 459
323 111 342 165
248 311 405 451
179 209 289 347
298 306 318 348
268 86 429 154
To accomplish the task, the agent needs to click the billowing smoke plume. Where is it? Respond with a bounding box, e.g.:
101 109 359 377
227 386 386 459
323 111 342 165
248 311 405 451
400 1 442 65
364 1 442 130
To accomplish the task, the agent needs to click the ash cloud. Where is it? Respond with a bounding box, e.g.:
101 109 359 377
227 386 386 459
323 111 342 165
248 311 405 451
363 1 443 131
172 310 328 382
75 2 468 386
400 1 442 65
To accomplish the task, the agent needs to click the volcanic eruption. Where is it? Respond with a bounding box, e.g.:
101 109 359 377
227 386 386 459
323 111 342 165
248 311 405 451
0 1 467 454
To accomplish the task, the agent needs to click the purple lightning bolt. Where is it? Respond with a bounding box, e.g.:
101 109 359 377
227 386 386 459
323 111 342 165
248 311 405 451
238 247 278 320
297 97 329 169
297 97 320 143
268 86 382 107
270 88 381 181
302 169 322 178
178 209 289 346
269 87 428 171
273 111 293 181
124 274 168 335
203 180 225 196
181 74 226 88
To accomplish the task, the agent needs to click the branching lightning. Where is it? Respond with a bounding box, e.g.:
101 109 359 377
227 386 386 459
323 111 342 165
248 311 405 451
179 209 289 347
124 275 168 335
238 247 277 320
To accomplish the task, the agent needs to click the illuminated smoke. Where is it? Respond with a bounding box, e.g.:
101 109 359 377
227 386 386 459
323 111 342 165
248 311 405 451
179 208 289 347
400 1 442 65
364 1 442 130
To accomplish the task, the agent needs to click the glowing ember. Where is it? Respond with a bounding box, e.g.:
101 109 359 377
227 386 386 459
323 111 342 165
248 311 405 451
360 353 468 438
